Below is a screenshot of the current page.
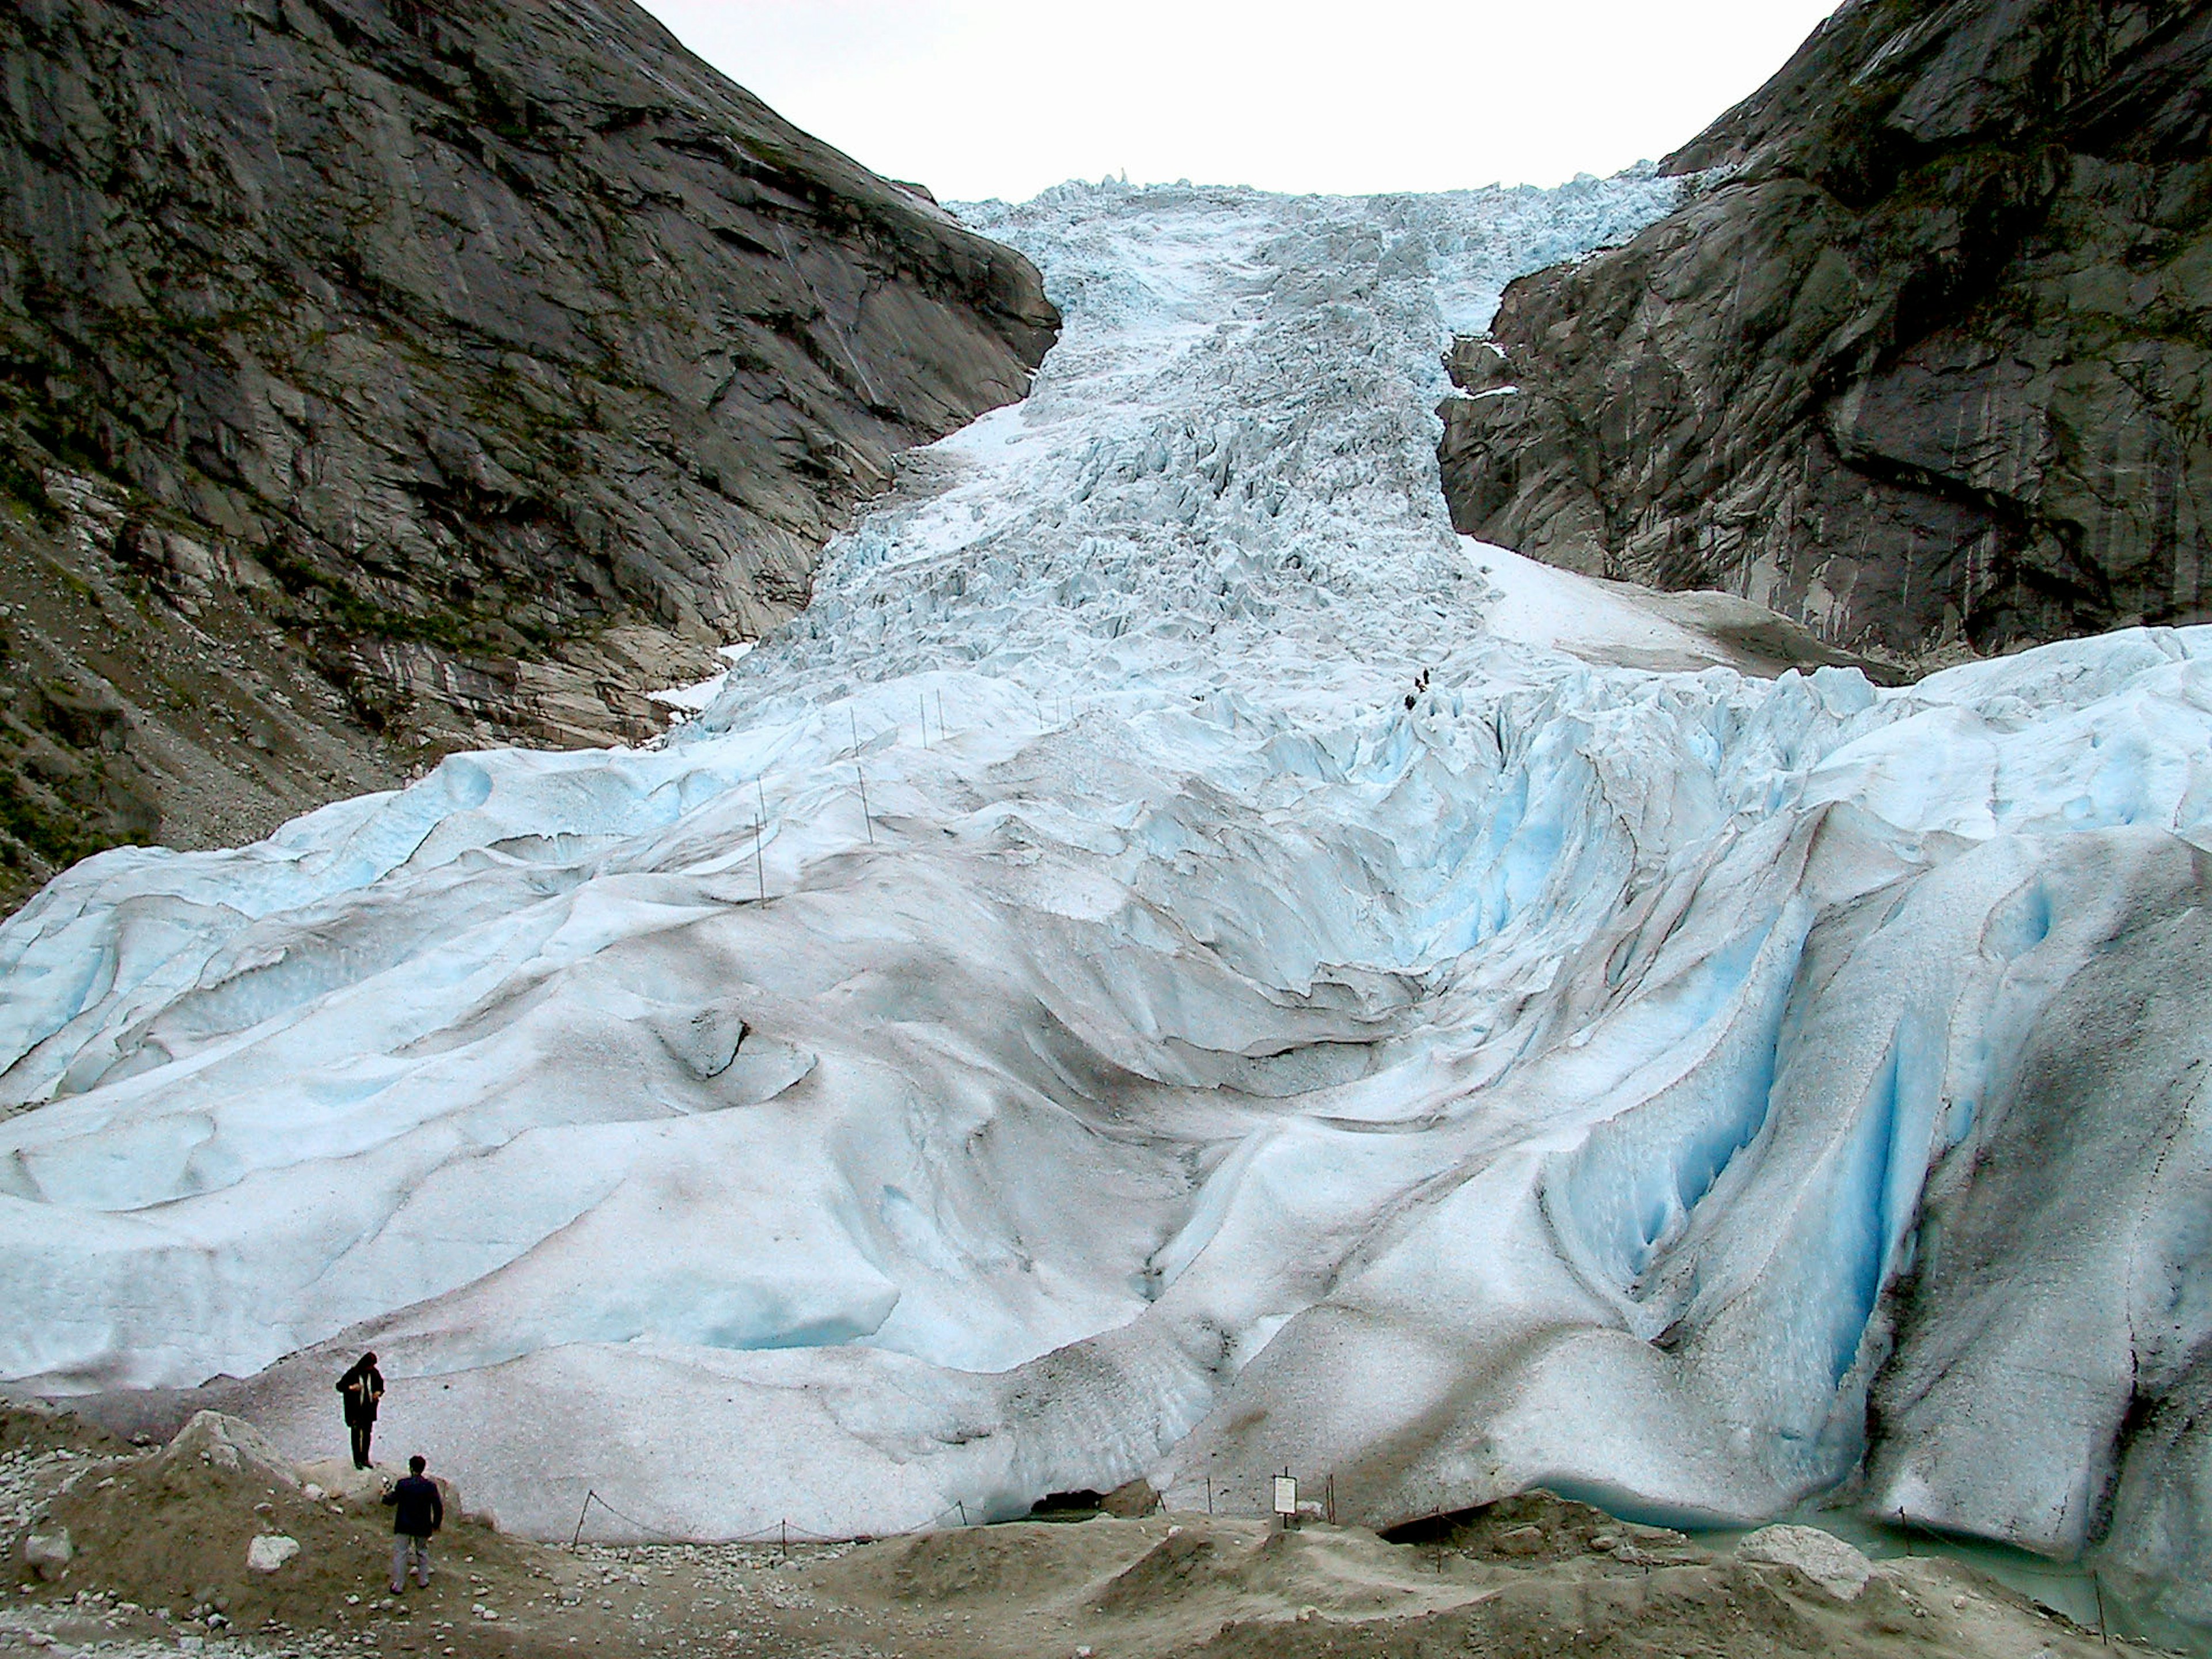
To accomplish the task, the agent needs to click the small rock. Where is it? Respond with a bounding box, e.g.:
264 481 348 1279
1495 1523 1547 1556
246 1534 300 1574
1589 1532 1621 1553
25 1635 56 1650
1735 1524 1872 1600
24 1528 73 1580
302 1484 324 1502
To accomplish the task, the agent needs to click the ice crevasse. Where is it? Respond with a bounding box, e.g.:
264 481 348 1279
1 175 2209 1631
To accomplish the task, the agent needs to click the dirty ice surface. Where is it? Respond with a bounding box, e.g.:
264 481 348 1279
3 175 2211 1634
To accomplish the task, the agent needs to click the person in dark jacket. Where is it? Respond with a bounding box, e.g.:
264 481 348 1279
382 1454 444 1593
336 1352 384 1469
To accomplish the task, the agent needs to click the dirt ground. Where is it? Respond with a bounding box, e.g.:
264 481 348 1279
0 1404 2169 1659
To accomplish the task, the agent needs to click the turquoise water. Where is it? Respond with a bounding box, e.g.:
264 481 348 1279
1693 1508 2206 1654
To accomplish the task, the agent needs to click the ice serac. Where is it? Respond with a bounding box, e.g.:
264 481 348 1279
2 174 2210 1643
1438 0 2212 663
0 0 1056 912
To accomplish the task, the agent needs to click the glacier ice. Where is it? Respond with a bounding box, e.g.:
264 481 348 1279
2 172 2210 1635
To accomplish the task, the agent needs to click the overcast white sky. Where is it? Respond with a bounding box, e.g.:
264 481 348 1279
635 1 1842 202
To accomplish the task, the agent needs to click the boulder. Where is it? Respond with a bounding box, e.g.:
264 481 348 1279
1736 1524 1872 1600
22 1527 71 1580
294 1459 397 1507
296 1457 463 1518
245 1535 300 1574
155 1412 298 1488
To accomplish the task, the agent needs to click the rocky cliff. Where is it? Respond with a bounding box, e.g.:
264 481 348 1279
1440 0 2212 665
0 0 1056 910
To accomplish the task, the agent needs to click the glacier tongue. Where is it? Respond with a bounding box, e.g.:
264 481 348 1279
2 175 2211 1626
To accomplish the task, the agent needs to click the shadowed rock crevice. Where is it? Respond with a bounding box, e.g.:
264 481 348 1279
0 0 1056 909
1438 0 2212 666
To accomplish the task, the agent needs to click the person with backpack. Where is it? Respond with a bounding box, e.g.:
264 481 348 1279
382 1454 444 1593
335 1351 384 1469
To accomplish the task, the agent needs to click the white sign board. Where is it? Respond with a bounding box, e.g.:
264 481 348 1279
1272 1475 1298 1517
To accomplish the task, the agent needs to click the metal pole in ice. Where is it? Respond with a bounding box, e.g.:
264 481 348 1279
849 710 875 844
754 779 769 902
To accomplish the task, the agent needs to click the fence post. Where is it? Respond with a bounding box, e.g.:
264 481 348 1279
571 1490 594 1548
780 1518 787 1558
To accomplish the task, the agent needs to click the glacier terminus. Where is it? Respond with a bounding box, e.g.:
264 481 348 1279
2 175 2209 1637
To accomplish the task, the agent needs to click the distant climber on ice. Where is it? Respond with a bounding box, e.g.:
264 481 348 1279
337 1351 384 1469
382 1453 444 1593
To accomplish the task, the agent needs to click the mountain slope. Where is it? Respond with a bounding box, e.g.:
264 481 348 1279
0 0 1056 911
1438 0 2212 664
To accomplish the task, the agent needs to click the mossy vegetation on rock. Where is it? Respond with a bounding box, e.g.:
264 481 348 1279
1439 1 2212 663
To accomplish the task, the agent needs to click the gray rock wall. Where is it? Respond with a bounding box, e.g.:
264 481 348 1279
1438 0 2212 664
0 0 1056 908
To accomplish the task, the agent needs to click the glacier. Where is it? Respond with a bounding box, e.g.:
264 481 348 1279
2 172 2210 1633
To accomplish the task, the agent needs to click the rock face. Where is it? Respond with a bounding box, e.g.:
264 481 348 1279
0 0 1056 910
1439 0 2212 663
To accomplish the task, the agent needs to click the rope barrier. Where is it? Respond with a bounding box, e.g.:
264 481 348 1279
567 1488 978 1550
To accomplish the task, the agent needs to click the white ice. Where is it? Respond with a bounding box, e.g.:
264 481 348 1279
649 642 756 719
2 173 2209 1634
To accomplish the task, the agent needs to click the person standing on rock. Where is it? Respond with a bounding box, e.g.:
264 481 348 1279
336 1351 384 1469
382 1453 444 1593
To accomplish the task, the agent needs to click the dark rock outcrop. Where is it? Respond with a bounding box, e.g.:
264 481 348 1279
0 0 1056 910
1440 0 2212 664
